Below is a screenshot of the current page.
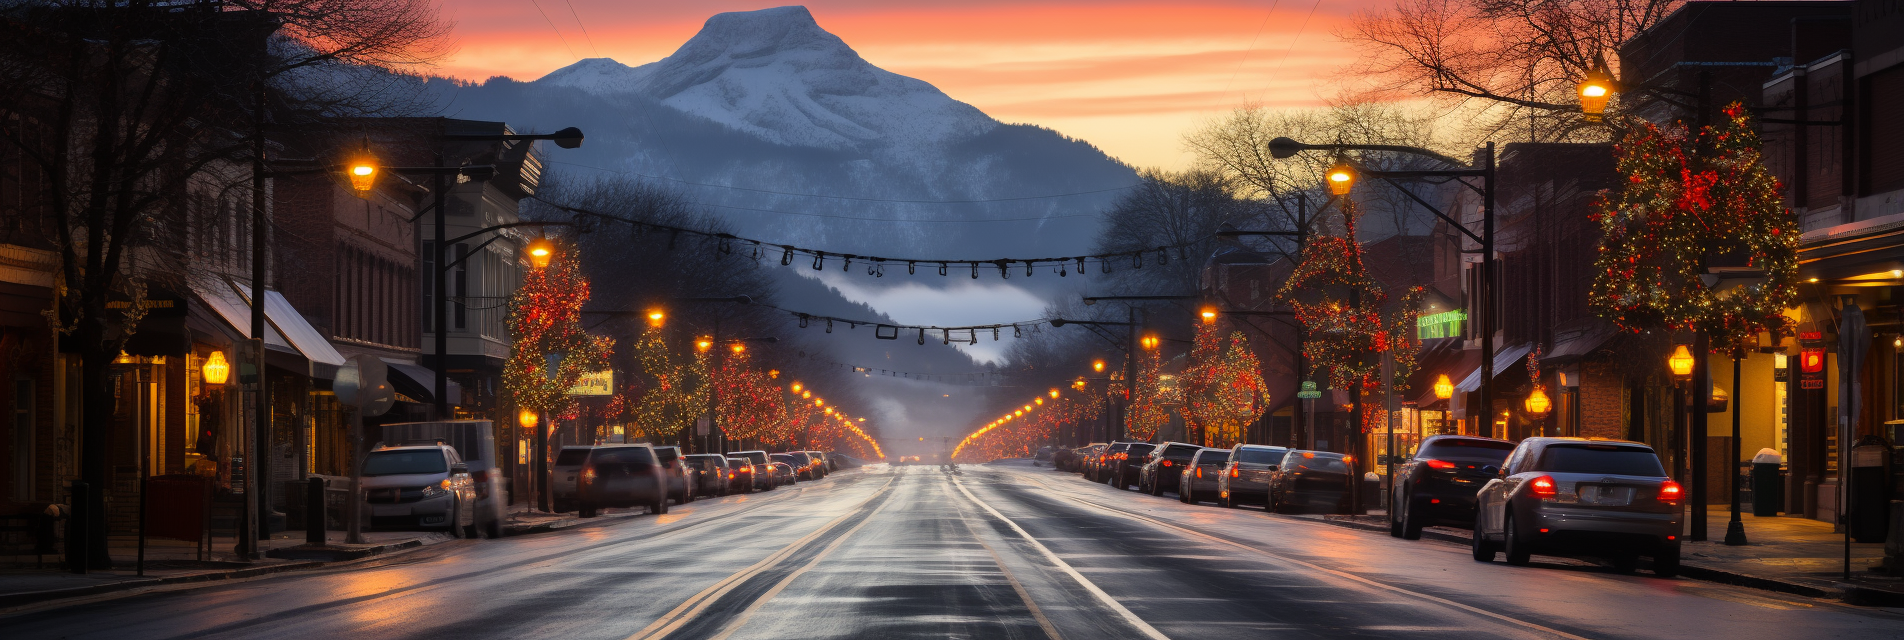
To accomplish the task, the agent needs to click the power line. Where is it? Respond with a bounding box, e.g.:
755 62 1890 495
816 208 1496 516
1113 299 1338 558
562 0 601 58
695 201 1097 224
526 0 579 60
549 160 1140 205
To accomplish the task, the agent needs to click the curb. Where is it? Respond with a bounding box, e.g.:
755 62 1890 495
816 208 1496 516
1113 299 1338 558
265 539 424 562
1304 513 1886 604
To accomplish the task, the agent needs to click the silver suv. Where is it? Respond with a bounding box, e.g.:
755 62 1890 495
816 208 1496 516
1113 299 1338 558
360 443 477 535
1472 437 1684 576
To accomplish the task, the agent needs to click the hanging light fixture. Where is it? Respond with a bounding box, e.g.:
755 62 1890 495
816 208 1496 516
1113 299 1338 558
1433 373 1453 400
526 237 556 269
518 408 539 429
201 351 231 385
346 146 378 197
1577 56 1616 123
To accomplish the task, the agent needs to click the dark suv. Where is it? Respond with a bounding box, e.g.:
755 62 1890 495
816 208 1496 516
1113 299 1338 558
552 444 667 517
1389 435 1515 539
1107 442 1155 490
1138 442 1202 496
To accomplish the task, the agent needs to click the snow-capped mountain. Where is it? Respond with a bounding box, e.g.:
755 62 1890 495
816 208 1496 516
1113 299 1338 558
431 5 1135 262
539 6 997 151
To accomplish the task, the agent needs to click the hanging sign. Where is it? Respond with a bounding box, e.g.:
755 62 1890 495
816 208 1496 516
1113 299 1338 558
1799 331 1825 390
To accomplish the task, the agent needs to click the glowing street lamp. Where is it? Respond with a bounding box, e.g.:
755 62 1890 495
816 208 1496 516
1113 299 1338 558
730 343 746 354
1524 386 1552 415
1093 360 1105 373
1433 373 1454 400
1140 334 1159 350
1326 159 1356 196
1049 389 1060 399
526 237 556 269
518 408 539 429
1668 344 1696 380
696 337 713 352
646 310 665 327
200 350 231 385
347 157 378 197
1577 58 1616 123
792 382 803 393
1200 307 1218 323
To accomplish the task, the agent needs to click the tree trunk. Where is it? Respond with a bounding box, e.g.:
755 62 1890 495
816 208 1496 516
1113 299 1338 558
77 314 115 569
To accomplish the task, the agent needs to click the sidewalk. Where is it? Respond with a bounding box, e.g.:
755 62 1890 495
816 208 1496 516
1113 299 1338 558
1313 506 1904 605
0 529 446 609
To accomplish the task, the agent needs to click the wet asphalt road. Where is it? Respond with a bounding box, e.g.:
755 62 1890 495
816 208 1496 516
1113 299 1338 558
7 461 1904 639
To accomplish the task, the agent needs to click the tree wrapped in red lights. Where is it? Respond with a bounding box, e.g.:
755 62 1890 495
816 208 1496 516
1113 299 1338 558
1276 199 1421 402
627 326 708 441
956 393 1105 462
504 243 614 420
1590 103 1799 350
1180 321 1269 448
1125 348 1174 442
711 348 784 443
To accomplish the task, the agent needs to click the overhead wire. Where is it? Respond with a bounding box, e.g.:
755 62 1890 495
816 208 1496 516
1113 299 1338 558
548 160 1140 206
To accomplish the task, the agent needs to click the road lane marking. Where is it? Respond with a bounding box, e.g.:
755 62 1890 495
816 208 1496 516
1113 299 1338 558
951 477 1172 640
1007 470 1594 640
952 495 1066 640
705 498 894 640
624 478 895 640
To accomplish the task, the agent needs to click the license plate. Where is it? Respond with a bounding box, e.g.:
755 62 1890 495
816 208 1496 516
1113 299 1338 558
1579 485 1634 506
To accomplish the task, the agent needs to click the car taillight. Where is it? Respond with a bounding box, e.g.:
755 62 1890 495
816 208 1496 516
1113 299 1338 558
1230 467 1239 478
1658 480 1683 504
1424 459 1455 470
727 472 735 479
1161 460 1172 467
1528 475 1557 499
1195 467 1202 478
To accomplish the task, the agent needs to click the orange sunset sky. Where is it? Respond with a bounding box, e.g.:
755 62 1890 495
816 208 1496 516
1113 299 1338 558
436 1 1377 169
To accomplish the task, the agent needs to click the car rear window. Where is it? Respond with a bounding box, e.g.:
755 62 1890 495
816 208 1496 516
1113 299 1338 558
1295 458 1350 474
1196 450 1230 464
1235 447 1286 464
1128 444 1156 456
1535 445 1665 476
363 450 448 476
554 449 593 467
1163 444 1200 459
597 447 657 465
1418 439 1514 462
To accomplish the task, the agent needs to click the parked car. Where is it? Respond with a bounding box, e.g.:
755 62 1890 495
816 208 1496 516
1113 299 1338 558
779 451 821 480
1108 442 1155 490
1034 446 1057 462
733 450 776 491
1179 447 1231 505
1472 437 1683 575
802 451 831 477
552 444 668 517
1051 447 1078 471
1389 435 1515 539
684 453 732 497
1078 443 1108 477
1268 450 1354 514
1218 444 1289 508
1138 442 1202 496
379 420 506 538
652 445 694 504
770 461 796 486
360 442 478 536
725 456 757 493
1090 442 1128 482
771 454 808 483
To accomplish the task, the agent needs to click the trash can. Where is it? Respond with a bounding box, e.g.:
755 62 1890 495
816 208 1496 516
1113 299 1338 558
1751 448 1784 517
1851 436 1893 543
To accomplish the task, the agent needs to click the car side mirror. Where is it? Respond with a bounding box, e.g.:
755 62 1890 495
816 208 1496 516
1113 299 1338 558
1482 465 1501 477
450 462 469 475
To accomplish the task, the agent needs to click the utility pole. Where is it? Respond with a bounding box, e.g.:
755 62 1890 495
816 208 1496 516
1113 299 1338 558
244 81 269 559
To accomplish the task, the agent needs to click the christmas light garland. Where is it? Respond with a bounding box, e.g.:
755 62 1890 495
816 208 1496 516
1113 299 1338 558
531 196 1207 281
1179 321 1269 448
504 242 615 421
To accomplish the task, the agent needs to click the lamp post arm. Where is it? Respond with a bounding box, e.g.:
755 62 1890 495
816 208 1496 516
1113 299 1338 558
441 221 573 248
1270 138 1471 169
1373 175 1484 245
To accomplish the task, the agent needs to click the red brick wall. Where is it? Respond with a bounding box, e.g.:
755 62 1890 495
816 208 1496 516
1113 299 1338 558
1579 360 1626 439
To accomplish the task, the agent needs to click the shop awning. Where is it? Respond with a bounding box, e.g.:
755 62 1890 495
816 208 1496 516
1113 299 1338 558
382 358 463 407
1455 342 1534 394
195 279 345 379
1543 320 1619 365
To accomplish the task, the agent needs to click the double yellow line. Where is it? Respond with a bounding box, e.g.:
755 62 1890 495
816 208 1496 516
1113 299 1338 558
623 479 893 640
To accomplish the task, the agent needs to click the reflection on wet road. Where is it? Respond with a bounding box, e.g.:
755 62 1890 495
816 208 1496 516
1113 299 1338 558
7 462 1903 639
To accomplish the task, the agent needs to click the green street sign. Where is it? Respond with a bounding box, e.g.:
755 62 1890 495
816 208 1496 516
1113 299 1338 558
1297 380 1322 399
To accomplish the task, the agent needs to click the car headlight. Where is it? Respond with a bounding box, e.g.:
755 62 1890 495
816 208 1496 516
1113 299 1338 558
420 483 448 498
